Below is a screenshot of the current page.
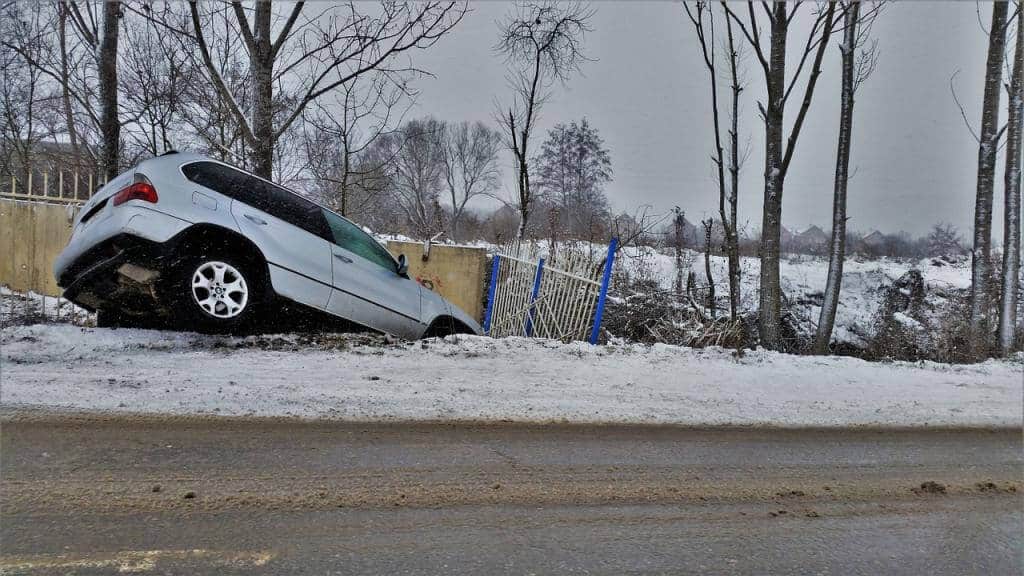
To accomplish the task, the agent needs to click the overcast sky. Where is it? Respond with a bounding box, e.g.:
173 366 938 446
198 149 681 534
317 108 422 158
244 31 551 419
408 1 1014 238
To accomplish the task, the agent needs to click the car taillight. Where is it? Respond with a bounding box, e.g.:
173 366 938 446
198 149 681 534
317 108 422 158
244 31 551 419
112 182 158 206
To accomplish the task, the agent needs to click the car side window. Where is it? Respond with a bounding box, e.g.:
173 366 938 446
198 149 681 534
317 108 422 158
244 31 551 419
321 209 397 272
182 162 252 203
184 161 327 238
255 180 328 239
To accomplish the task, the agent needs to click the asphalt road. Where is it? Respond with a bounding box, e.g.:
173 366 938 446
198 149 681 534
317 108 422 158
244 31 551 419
1 415 1021 575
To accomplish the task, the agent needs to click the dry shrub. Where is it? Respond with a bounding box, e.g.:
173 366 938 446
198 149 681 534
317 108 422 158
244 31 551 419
603 278 749 349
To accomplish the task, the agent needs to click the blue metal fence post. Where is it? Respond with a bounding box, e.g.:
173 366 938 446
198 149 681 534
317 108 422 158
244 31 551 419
589 237 618 344
524 257 545 336
483 255 501 334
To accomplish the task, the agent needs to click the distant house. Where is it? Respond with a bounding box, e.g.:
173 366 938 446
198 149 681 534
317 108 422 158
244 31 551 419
795 225 829 253
780 225 795 246
859 230 888 252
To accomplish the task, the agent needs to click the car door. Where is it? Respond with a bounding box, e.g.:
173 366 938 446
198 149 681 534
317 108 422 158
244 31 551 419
320 208 425 338
225 171 334 310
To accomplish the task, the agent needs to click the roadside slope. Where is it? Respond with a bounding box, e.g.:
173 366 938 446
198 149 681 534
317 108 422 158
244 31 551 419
1 325 1021 427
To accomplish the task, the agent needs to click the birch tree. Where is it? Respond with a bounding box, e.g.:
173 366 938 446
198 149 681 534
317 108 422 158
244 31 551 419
814 1 880 354
723 2 840 350
969 1 1010 359
495 1 594 238
998 2 1023 356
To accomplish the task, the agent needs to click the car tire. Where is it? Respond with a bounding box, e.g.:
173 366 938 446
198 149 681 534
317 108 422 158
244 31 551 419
170 252 265 334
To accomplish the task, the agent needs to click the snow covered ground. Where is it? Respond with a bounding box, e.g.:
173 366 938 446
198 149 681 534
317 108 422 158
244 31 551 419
0 286 94 328
2 324 1020 427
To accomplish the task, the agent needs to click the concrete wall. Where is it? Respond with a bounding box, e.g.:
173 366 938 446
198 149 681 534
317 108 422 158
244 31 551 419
387 241 489 322
1 198 77 297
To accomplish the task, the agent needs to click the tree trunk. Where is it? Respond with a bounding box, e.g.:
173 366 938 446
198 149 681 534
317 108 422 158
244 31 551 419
998 4 1023 356
815 1 860 355
251 2 275 179
758 3 789 349
99 1 120 180
970 1 1009 359
724 13 742 322
58 4 81 169
674 208 685 294
516 149 531 238
340 138 350 216
704 219 716 318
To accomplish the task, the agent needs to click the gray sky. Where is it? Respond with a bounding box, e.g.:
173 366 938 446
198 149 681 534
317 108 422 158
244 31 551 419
409 1 1014 238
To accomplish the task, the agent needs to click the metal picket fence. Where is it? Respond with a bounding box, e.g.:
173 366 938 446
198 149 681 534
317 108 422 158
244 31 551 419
483 238 617 344
1 167 102 205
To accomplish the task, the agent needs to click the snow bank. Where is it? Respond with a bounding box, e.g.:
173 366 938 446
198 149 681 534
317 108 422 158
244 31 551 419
2 325 1020 427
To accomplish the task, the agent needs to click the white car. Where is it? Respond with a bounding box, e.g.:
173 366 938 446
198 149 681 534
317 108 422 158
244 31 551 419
54 152 482 338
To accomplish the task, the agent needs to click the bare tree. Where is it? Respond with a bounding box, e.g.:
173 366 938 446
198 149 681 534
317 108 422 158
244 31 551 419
723 7 746 322
441 121 503 242
184 1 465 179
0 2 50 178
969 1 1010 359
384 117 447 238
119 11 194 161
724 1 840 350
815 1 881 355
684 2 746 321
495 1 593 238
926 222 965 257
999 2 1023 356
303 73 408 217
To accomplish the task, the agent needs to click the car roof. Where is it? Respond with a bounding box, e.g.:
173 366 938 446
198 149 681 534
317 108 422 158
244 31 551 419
154 153 395 260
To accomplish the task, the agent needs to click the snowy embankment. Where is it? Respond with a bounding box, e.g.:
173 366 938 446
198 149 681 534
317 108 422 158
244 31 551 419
614 246 976 347
2 325 1020 428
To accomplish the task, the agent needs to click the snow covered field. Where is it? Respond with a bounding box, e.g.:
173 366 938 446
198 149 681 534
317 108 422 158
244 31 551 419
612 246 980 347
2 324 1020 427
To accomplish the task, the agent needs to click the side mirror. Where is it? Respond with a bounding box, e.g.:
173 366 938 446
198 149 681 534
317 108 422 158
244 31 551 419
397 253 409 277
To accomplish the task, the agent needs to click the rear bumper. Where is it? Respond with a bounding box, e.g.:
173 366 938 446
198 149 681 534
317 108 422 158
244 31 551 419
58 234 171 314
54 204 191 283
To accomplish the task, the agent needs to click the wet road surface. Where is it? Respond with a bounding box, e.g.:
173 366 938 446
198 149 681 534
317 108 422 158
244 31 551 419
1 415 1021 574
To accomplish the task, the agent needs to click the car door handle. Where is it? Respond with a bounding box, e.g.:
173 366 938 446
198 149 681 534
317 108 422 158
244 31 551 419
333 253 353 264
244 213 267 225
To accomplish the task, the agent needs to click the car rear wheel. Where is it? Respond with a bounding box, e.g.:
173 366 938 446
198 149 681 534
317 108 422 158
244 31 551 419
172 254 263 333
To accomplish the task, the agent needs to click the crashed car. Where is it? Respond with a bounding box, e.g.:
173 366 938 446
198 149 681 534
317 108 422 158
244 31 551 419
53 152 481 338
